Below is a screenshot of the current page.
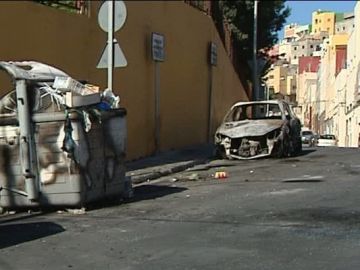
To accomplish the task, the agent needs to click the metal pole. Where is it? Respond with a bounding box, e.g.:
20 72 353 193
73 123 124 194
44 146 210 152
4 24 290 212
107 0 114 90
207 65 213 143
253 0 259 101
16 80 38 201
154 62 160 153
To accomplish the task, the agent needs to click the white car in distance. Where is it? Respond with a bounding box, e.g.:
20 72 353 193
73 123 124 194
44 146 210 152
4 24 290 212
317 134 337 147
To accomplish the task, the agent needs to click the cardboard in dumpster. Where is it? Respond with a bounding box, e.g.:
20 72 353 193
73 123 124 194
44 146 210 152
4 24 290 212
65 91 101 107
53 76 101 107
53 76 84 93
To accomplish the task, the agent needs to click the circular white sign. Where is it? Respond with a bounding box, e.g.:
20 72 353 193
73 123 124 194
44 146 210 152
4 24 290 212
98 0 127 33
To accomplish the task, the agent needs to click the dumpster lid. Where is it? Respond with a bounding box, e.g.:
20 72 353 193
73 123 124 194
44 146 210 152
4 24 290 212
0 61 68 81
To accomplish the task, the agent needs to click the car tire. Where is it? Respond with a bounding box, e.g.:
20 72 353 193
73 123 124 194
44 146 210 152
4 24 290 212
294 137 302 155
272 126 290 158
215 146 227 160
273 138 286 158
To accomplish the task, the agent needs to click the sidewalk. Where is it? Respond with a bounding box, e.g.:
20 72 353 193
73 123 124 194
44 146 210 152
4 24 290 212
126 144 214 184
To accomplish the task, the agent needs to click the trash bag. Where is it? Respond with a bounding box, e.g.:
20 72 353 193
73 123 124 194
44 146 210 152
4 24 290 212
101 88 120 109
62 114 76 159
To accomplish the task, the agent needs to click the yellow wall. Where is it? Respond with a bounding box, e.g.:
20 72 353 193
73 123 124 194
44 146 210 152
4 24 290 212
266 65 287 95
0 1 248 160
312 11 335 35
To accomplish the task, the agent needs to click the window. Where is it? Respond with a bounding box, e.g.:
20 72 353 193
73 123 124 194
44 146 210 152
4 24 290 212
343 26 345 31
337 28 339 32
302 45 305 49
319 19 322 23
294 56 297 59
269 75 274 79
327 27 330 31
310 45 313 49
328 18 331 22
315 19 318 24
225 103 283 121
294 46 297 51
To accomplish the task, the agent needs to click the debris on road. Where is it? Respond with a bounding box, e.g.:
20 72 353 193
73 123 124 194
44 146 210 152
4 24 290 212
214 171 228 179
188 173 200 180
65 207 86 215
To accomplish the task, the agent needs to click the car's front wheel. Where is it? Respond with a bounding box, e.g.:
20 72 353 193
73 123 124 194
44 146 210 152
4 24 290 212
294 137 302 155
272 126 290 158
214 145 227 159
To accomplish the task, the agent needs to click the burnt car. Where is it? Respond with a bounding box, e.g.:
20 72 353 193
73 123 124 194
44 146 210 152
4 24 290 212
214 100 302 159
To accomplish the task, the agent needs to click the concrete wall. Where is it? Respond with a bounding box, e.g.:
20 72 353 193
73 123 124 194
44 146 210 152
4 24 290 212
0 1 248 160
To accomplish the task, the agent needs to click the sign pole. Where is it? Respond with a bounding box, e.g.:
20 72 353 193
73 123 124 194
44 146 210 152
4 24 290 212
107 0 114 90
207 65 213 143
154 62 160 153
208 42 217 143
151 33 165 154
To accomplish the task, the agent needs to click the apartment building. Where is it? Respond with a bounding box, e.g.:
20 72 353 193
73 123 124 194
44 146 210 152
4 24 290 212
335 12 355 35
289 35 325 65
319 34 348 136
311 10 336 35
342 3 360 147
263 61 298 103
296 57 320 127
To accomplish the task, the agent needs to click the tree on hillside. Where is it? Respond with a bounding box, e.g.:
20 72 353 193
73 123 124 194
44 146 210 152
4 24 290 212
217 0 290 76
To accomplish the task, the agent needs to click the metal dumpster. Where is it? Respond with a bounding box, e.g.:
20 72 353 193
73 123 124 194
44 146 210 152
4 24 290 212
0 61 131 209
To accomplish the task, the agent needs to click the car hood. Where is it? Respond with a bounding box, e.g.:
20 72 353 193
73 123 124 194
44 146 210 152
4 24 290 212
216 119 284 138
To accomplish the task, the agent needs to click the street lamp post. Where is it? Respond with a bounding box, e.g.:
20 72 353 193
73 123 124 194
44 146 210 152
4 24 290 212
261 83 270 115
253 0 259 101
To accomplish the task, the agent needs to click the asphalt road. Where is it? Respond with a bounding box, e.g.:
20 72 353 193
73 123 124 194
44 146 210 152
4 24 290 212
1 147 360 270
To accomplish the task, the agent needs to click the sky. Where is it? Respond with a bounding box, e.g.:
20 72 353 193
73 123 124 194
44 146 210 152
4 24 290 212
277 0 357 39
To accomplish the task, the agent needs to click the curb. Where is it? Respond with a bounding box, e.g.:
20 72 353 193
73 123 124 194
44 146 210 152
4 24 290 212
130 159 208 185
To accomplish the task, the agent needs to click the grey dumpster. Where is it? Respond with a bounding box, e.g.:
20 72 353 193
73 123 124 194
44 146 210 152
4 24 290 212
0 61 131 209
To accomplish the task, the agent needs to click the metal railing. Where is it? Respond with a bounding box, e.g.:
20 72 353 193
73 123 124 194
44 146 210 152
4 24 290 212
33 0 89 15
184 0 211 15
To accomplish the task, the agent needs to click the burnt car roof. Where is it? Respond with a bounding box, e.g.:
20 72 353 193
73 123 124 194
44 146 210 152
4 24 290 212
231 100 288 108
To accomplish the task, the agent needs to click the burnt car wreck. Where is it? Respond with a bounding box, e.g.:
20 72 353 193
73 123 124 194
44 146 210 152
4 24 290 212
215 100 302 160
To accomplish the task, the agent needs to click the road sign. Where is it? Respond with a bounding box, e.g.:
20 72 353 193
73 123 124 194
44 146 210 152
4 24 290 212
98 0 127 32
152 33 165 62
97 40 127 68
210 42 217 66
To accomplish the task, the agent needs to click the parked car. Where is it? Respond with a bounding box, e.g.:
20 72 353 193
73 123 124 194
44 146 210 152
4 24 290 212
317 134 337 147
214 100 302 159
301 130 317 146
